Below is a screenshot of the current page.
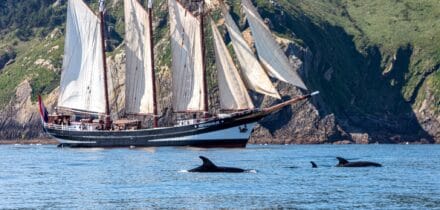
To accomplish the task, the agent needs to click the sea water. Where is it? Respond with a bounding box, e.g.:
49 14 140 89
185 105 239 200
0 144 439 209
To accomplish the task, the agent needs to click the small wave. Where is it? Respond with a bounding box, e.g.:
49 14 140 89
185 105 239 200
284 166 299 169
137 147 156 153
77 148 105 152
247 169 257 173
181 146 208 151
178 170 189 173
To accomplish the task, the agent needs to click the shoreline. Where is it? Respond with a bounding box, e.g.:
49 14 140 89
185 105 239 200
0 139 435 145
0 138 58 145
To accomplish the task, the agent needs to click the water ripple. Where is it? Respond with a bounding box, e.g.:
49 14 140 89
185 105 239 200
0 144 439 209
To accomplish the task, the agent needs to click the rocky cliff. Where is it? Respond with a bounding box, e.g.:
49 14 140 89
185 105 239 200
0 0 438 144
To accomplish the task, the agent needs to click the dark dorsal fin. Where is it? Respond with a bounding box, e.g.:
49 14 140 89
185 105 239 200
336 157 349 165
310 161 318 168
199 156 216 168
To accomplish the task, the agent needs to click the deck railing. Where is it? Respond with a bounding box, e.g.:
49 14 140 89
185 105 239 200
44 122 97 131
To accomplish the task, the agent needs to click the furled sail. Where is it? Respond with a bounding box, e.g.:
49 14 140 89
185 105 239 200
124 0 154 114
58 0 106 113
241 0 307 90
211 20 254 110
169 0 206 112
222 8 280 99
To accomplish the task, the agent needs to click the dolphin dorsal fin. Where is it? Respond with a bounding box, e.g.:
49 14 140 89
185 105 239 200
336 157 349 165
310 161 318 168
199 156 216 168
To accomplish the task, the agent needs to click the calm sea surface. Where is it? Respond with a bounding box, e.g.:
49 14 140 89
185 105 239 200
0 144 439 209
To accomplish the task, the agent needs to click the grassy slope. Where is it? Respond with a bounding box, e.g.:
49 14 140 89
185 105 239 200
250 0 439 117
0 0 117 107
340 0 440 112
328 0 437 111
0 32 63 105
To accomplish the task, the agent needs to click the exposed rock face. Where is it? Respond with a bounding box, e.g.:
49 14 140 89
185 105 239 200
266 7 439 144
34 59 55 71
0 81 44 139
250 42 344 144
107 50 126 118
416 86 440 144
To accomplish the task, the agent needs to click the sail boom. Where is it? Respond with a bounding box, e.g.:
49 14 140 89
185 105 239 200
126 112 156 116
173 110 211 114
220 108 255 112
57 106 105 115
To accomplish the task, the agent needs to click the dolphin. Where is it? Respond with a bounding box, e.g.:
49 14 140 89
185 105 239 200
188 156 247 173
336 157 382 167
310 161 318 168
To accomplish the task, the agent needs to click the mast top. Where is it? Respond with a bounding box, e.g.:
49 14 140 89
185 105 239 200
99 0 105 12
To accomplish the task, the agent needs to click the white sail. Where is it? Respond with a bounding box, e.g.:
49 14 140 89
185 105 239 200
58 0 106 113
169 0 206 112
223 8 280 99
211 20 254 110
124 0 155 114
242 0 307 90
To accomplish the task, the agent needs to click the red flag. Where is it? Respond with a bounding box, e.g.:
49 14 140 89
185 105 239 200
38 95 49 123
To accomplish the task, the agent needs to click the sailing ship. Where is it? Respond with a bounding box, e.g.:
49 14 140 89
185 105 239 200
38 0 318 148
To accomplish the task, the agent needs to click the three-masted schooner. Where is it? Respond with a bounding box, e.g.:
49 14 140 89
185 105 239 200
38 0 318 148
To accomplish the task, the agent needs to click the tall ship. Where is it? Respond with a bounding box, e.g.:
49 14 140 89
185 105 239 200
38 0 318 148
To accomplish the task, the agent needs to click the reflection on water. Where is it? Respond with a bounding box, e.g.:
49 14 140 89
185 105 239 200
134 147 157 153
0 144 439 209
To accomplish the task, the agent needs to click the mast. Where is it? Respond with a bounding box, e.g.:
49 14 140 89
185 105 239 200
199 0 209 117
148 0 158 127
99 0 111 129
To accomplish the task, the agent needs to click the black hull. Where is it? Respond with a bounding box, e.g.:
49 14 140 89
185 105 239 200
57 139 248 148
45 110 267 148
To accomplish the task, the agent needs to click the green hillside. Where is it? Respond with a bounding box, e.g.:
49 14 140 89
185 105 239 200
0 0 64 105
296 0 439 111
0 0 120 105
237 0 439 137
